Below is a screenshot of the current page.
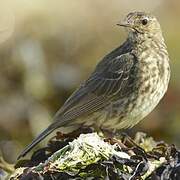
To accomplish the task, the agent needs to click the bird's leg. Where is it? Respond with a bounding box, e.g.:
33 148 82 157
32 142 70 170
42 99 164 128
121 132 141 147
120 132 149 157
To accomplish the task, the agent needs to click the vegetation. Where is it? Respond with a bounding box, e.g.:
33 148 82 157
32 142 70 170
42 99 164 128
2 131 178 180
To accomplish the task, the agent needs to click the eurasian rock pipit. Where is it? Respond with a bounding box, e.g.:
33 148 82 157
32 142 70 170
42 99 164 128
18 12 170 159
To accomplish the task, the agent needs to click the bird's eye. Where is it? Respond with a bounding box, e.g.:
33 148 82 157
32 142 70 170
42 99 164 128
141 18 148 25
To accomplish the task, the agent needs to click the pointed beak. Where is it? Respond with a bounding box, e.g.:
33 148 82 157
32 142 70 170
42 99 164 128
116 20 132 28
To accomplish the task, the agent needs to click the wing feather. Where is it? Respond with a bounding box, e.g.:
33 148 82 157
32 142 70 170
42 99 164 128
53 52 137 123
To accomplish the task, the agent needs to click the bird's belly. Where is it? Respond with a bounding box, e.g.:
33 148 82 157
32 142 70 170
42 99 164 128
123 80 167 128
102 55 170 130
102 80 167 130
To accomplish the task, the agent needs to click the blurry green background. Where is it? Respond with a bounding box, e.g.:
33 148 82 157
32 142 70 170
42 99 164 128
0 0 180 163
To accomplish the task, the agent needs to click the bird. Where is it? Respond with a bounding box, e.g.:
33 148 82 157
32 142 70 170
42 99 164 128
18 11 170 159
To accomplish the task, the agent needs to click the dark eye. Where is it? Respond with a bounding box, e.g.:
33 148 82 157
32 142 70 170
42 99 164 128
141 18 148 25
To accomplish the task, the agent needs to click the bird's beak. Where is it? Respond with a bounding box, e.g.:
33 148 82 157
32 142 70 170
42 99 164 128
116 19 142 33
116 20 133 28
116 23 131 27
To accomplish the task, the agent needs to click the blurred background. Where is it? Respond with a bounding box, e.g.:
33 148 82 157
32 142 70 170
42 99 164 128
0 0 180 163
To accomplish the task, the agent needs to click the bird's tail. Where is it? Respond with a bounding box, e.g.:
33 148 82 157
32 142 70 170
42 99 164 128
17 124 57 160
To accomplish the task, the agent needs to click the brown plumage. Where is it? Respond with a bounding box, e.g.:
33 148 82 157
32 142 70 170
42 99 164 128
18 12 170 159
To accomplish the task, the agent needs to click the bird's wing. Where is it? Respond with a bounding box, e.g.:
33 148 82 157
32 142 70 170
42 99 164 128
54 52 137 123
18 52 138 159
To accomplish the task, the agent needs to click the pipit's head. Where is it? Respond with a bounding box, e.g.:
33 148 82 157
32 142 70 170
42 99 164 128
118 12 162 38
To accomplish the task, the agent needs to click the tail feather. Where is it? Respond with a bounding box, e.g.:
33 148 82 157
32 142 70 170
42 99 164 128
17 124 56 160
